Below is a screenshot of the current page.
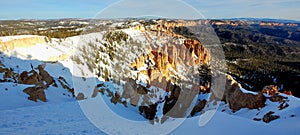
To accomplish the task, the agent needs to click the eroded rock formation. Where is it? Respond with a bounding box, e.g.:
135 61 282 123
131 38 209 88
218 75 266 112
261 85 291 110
23 87 46 102
262 85 293 97
262 85 279 95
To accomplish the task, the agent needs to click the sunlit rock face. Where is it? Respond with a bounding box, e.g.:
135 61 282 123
216 75 266 112
131 39 210 86
0 36 46 51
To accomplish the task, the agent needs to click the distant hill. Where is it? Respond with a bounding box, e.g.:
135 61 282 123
220 18 300 23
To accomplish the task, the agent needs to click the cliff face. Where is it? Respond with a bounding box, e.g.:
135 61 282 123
184 39 210 64
151 20 212 37
0 36 46 51
260 22 298 27
130 38 210 87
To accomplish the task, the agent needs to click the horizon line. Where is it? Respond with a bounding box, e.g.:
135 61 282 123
0 17 300 22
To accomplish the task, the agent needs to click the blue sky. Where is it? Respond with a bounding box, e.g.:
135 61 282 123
0 0 299 20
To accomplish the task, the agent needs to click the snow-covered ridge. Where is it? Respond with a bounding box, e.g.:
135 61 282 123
0 35 43 42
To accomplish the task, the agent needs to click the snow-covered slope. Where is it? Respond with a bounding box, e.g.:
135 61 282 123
0 97 299 135
0 101 105 135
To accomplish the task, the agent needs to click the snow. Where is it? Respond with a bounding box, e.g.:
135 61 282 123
1 96 299 135
110 22 124 28
9 43 63 61
172 110 300 135
240 88 257 94
78 97 186 135
0 101 105 135
1 36 75 62
122 28 147 42
0 83 38 110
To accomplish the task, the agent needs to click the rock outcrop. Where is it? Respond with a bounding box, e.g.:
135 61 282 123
38 64 54 87
262 85 279 95
1 61 74 102
57 76 75 97
76 92 85 100
162 83 199 118
282 90 293 96
262 85 293 97
263 111 280 123
19 70 40 85
23 87 46 102
0 66 18 82
93 83 127 107
261 85 291 110
190 100 207 116
18 64 55 89
184 39 210 64
218 75 266 112
17 65 55 102
139 104 158 120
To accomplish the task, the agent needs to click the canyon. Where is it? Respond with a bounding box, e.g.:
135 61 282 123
0 19 299 135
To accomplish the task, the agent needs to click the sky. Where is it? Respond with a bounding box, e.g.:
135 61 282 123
0 0 299 20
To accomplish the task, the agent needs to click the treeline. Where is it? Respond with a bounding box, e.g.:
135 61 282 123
0 26 83 39
39 28 83 42
0 20 110 39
